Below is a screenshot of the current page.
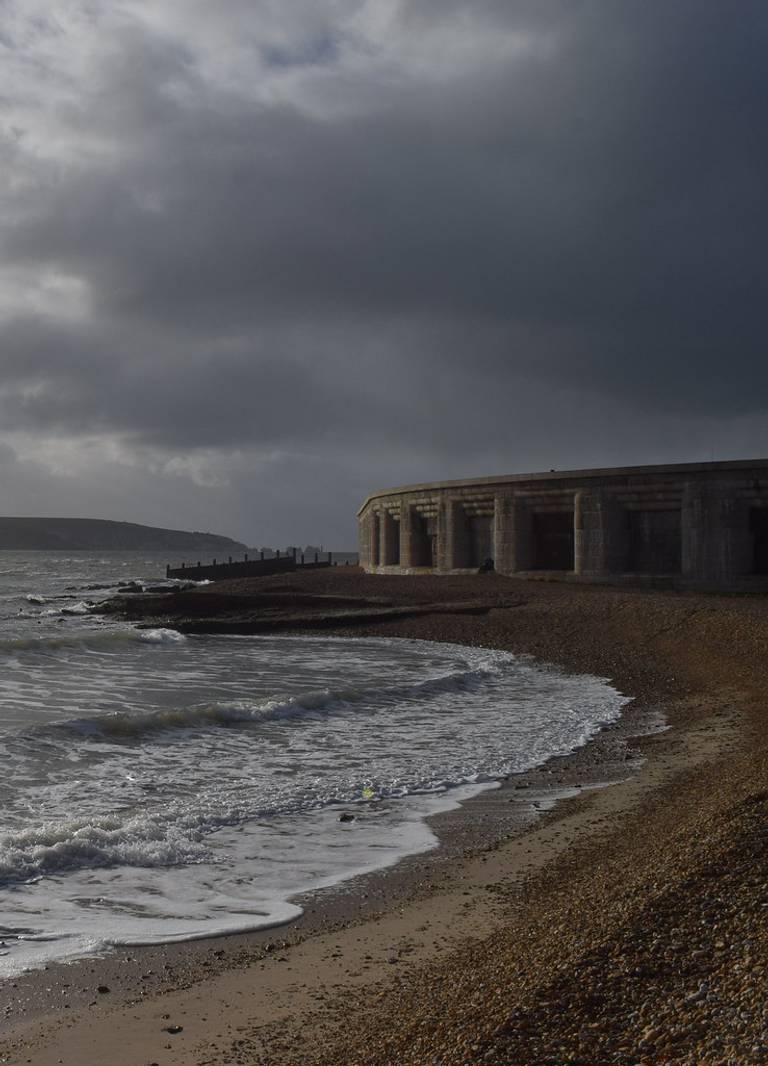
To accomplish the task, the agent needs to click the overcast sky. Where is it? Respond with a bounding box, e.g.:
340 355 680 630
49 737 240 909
1 1 766 547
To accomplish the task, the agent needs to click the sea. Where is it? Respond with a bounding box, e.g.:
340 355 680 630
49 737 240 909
0 551 629 975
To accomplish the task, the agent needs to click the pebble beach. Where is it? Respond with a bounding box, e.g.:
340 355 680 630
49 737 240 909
2 569 767 1065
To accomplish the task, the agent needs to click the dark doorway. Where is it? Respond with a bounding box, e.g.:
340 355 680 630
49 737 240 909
626 510 681 573
389 518 401 566
379 513 399 566
412 514 436 567
532 511 574 570
469 516 493 567
750 508 768 573
426 517 437 567
372 515 381 567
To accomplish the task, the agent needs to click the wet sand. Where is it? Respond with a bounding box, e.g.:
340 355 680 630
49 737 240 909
2 571 767 1064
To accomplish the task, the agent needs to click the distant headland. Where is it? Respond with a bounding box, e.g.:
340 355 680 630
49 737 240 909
0 517 247 553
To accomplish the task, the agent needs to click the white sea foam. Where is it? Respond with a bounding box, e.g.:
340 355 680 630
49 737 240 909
0 812 209 884
0 640 628 897
137 628 187 645
60 600 95 615
55 658 501 740
0 563 631 976
0 626 176 657
37 600 96 618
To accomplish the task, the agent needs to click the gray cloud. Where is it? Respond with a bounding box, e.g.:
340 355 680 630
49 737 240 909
0 1 767 544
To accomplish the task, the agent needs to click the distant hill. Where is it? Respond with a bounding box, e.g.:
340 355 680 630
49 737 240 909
0 518 248 553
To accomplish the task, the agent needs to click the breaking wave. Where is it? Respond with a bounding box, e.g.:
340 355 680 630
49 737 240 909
0 626 184 655
0 811 212 885
137 628 187 645
54 657 501 740
60 601 96 615
0 613 630 965
0 650 524 885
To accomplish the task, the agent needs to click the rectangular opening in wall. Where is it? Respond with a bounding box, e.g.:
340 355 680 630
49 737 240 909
626 509 681 573
386 517 401 566
448 505 472 568
425 517 437 567
750 508 768 573
412 514 435 567
469 515 493 568
532 511 574 570
372 514 381 567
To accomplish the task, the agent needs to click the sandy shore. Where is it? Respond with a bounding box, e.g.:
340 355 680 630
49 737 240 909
2 571 768 1064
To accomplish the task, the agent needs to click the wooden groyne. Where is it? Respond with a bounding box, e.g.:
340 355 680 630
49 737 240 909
166 551 336 582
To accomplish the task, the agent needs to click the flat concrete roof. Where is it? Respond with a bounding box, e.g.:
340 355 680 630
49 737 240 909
357 458 768 516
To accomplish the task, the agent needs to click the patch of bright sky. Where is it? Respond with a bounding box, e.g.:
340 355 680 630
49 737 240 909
155 446 317 489
6 434 102 478
10 430 300 491
0 268 92 323
1 1 550 143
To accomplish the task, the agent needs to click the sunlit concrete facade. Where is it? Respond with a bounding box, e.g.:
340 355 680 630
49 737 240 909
358 459 768 589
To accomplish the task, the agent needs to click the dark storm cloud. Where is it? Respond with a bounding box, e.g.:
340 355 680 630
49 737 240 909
1 1 767 541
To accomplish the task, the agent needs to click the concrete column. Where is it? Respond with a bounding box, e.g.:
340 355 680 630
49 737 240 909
575 490 628 576
380 511 398 566
436 500 450 571
399 504 416 569
371 512 381 567
442 498 470 569
512 497 534 571
358 513 372 570
493 494 515 574
682 482 751 583
493 494 533 572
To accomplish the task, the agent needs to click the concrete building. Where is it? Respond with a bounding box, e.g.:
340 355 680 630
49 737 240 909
358 459 768 589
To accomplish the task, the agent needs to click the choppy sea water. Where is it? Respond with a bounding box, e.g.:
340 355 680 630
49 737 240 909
0 552 629 975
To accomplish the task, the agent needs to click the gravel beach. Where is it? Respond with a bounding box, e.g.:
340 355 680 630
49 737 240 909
2 569 767 1065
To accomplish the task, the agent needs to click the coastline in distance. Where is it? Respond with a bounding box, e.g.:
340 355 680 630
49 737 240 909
0 516 247 553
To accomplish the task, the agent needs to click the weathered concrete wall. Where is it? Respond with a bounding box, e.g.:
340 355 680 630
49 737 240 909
358 459 768 590
380 510 399 566
682 481 752 582
575 490 628 577
444 499 470 569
